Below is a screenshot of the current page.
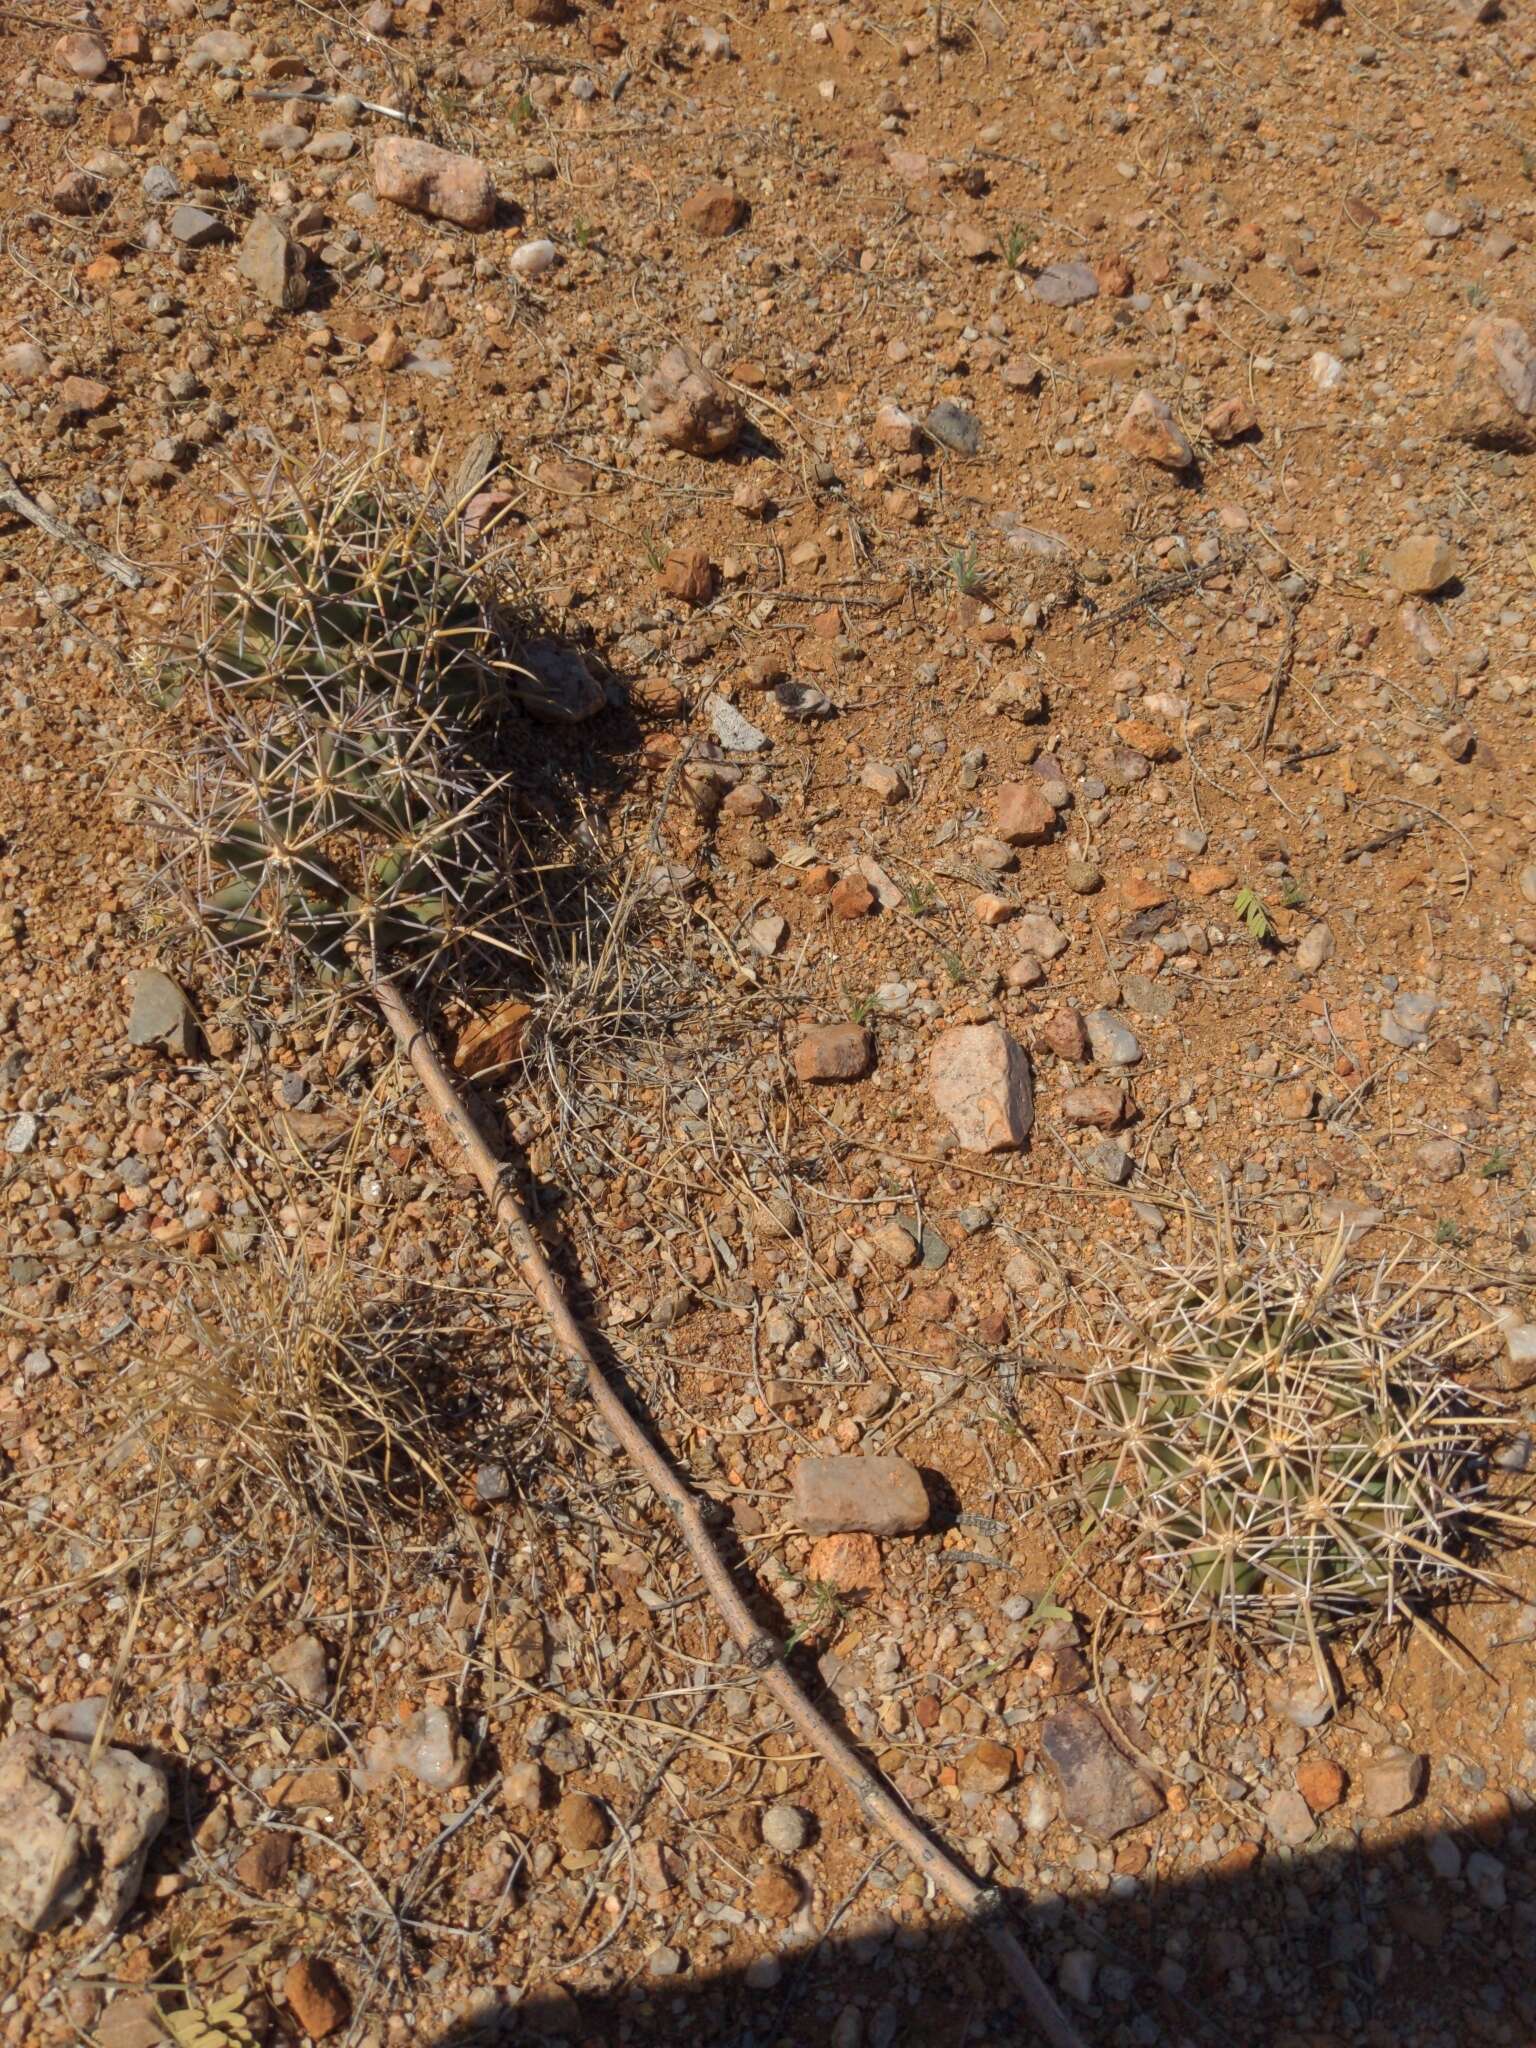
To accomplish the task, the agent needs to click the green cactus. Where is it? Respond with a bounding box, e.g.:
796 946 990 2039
159 455 520 984
1078 1249 1511 1641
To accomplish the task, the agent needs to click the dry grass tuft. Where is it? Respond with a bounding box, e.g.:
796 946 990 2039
1074 1237 1526 1643
134 1246 460 1548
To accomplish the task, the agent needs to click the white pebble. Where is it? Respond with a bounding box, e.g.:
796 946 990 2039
509 238 559 279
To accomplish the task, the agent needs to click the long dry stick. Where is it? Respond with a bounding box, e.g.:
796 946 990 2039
373 972 1084 2048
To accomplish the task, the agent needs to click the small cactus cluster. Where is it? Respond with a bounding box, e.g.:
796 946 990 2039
1077 1246 1512 1641
161 454 522 983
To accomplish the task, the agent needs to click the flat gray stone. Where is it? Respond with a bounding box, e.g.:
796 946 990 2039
925 400 982 455
1085 1009 1142 1065
709 693 769 752
167 204 226 247
127 969 197 1055
1034 261 1099 307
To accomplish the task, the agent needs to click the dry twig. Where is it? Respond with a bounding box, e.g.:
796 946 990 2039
0 456 143 589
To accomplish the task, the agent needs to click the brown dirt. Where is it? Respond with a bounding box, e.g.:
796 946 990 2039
2 3 1536 2046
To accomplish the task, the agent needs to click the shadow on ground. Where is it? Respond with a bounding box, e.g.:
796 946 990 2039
417 1803 1533 2048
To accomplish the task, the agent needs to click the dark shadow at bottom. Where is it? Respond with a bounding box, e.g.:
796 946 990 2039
412 1808 1534 2048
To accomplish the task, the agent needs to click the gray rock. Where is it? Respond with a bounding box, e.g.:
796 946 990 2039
1297 922 1335 973
1425 1830 1462 1881
1362 1748 1424 1818
1465 1849 1506 1910
1120 971 1176 1021
709 693 769 752
127 969 197 1055
189 29 252 64
363 1703 471 1793
0 1730 167 1935
1501 1319 1536 1389
1388 989 1438 1045
1041 1700 1163 1839
1085 1139 1133 1185
303 129 356 161
238 212 309 310
1059 1949 1097 2003
168 204 226 247
259 122 311 152
1014 913 1069 959
925 400 982 455
5 1113 37 1155
141 164 179 203
1034 261 1100 307
1085 1009 1142 1065
1264 1787 1315 1847
792 1455 928 1536
761 1802 809 1853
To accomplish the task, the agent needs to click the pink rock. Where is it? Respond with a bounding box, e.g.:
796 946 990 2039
792 1455 929 1536
929 1023 1033 1153
1443 315 1536 448
993 781 1057 846
372 136 496 229
1116 389 1195 471
54 31 109 79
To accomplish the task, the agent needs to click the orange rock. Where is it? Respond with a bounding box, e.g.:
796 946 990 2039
1114 718 1177 762
681 182 747 237
1188 863 1237 897
831 874 876 920
808 1531 883 1593
660 546 715 605
284 1957 350 2041
1297 1756 1347 1813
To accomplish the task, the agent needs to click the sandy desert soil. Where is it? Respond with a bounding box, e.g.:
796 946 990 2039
3 1 1536 2044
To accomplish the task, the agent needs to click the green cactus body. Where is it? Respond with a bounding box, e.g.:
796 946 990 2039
169 457 518 983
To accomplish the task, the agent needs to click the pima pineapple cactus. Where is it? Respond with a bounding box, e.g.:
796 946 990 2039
160 453 523 983
1077 1245 1512 1641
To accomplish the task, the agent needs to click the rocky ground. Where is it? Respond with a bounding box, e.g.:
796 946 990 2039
4 0 1536 2044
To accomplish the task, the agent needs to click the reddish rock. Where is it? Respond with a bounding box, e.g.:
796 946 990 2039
57 377 113 416
830 874 876 920
873 403 922 451
555 1791 610 1852
51 171 103 216
751 1864 802 1918
1042 1701 1164 1840
1116 389 1195 471
682 183 748 237
1297 1757 1347 1813
1095 252 1134 297
54 30 109 77
372 136 496 228
1038 1009 1091 1062
793 1024 873 1083
929 1023 1033 1153
792 1455 929 1536
1204 396 1258 442
283 1957 349 2040
993 781 1057 846
234 1831 292 1894
957 1739 1014 1794
1059 1082 1127 1129
660 546 715 605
